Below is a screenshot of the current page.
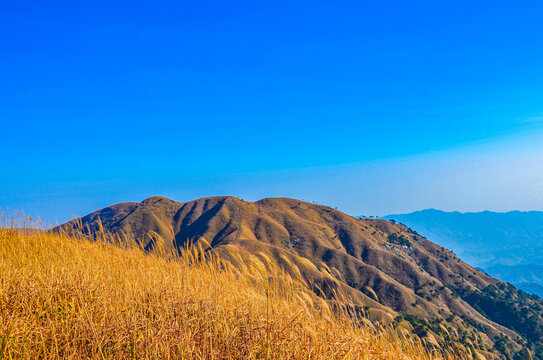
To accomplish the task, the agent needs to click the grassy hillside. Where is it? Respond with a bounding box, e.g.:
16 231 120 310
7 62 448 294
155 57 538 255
58 196 543 359
0 224 468 359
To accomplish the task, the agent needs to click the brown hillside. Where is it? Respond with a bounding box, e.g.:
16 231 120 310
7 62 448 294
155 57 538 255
60 196 543 359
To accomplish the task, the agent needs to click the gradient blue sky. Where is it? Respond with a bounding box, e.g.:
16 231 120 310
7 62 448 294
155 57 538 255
2 1 543 225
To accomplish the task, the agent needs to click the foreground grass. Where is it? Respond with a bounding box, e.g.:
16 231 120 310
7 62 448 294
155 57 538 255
0 225 465 359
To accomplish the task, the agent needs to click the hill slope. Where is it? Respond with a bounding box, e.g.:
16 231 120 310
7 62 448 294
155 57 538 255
60 196 543 359
383 209 543 297
2 225 451 359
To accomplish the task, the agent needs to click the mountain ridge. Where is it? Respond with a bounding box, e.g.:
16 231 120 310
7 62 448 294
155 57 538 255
59 196 543 359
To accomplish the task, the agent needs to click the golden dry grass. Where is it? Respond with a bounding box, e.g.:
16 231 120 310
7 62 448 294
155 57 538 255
0 221 469 359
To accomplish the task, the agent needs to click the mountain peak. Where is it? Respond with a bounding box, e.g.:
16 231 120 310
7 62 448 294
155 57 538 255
141 196 176 204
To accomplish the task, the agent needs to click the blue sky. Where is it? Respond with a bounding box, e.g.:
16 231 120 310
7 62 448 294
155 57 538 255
2 1 543 225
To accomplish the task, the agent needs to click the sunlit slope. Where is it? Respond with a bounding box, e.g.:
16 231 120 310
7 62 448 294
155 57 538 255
1 226 458 359
60 196 543 358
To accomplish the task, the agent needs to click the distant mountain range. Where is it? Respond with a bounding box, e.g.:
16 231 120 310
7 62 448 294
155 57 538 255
383 209 543 297
58 196 543 359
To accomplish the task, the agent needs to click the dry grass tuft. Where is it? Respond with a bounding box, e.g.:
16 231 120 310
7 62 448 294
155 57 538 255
0 219 470 359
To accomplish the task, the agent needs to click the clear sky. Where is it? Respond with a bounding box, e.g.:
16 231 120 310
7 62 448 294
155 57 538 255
2 1 543 225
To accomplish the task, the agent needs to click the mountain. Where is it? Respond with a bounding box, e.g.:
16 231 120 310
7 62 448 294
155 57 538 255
59 196 543 359
517 283 543 298
383 209 543 297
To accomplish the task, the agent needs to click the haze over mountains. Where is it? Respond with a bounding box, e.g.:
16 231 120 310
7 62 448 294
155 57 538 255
60 195 543 359
383 210 543 297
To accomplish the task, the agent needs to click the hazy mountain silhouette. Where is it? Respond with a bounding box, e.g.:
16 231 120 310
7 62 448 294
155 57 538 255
384 209 543 297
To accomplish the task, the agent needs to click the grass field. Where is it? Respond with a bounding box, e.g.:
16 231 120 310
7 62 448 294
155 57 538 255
0 219 472 359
